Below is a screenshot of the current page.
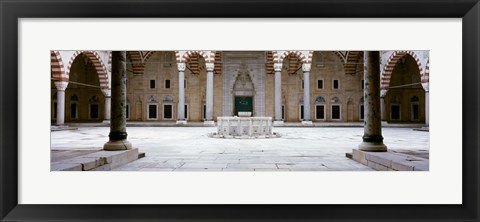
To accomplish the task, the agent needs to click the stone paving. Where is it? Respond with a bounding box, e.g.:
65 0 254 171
50 127 429 171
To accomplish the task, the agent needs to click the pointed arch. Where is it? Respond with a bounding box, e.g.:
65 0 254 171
65 51 109 89
381 51 423 95
277 51 308 63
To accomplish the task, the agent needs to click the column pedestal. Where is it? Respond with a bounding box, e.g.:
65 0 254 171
104 51 132 151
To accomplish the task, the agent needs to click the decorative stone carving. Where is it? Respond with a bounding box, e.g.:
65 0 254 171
177 62 186 71
274 63 283 72
205 62 215 72
302 63 311 72
54 81 69 91
148 95 157 102
101 88 111 97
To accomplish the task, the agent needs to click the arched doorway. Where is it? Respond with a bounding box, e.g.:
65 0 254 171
384 54 425 123
233 63 254 116
65 53 105 122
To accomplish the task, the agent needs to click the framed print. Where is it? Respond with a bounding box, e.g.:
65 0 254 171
1 0 479 221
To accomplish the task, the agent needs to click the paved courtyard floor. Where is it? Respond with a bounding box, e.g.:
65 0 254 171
51 127 429 171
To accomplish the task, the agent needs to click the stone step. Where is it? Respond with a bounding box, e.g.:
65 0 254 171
51 148 139 171
345 152 353 159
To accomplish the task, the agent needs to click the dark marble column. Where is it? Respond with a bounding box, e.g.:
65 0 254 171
104 51 132 151
359 51 387 152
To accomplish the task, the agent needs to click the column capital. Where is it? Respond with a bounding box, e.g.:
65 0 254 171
302 63 311 72
177 62 186 72
206 62 215 72
422 83 429 92
54 81 69 91
101 88 111 97
274 63 282 72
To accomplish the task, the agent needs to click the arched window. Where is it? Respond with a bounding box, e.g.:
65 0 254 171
331 96 341 120
315 96 326 103
315 96 326 120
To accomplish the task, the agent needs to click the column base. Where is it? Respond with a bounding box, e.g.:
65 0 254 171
203 121 215 126
273 120 284 126
358 142 387 152
176 120 187 125
103 140 132 151
301 121 313 126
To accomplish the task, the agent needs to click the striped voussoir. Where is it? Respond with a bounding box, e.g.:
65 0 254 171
381 51 423 92
422 59 429 84
51 51 67 81
214 51 222 74
176 51 216 75
266 51 274 74
66 51 109 89
278 51 308 63
344 51 363 75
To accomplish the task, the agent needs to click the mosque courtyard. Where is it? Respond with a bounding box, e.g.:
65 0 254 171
51 126 429 171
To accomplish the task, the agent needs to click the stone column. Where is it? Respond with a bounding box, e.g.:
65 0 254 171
104 51 132 151
204 62 215 126
54 81 68 126
425 91 429 126
273 63 284 125
358 51 387 152
176 63 187 124
101 88 111 123
302 63 312 125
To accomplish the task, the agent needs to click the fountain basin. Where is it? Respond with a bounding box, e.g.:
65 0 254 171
209 116 280 139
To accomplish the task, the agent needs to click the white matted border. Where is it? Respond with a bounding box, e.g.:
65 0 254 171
18 18 461 204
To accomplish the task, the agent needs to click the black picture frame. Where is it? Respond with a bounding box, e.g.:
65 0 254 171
1 0 479 221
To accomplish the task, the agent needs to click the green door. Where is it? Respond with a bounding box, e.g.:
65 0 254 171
234 97 253 116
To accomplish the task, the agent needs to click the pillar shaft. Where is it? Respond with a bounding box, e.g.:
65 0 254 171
177 63 186 121
54 81 68 125
104 96 111 120
206 63 214 121
274 63 282 121
302 63 311 121
425 91 429 126
359 51 387 152
104 51 131 151
101 88 111 121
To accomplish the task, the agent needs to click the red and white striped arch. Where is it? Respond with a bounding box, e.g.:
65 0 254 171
65 51 109 89
381 51 425 96
51 51 67 81
176 51 215 63
274 51 312 63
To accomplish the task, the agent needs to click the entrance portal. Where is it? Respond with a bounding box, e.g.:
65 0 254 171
234 96 253 116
